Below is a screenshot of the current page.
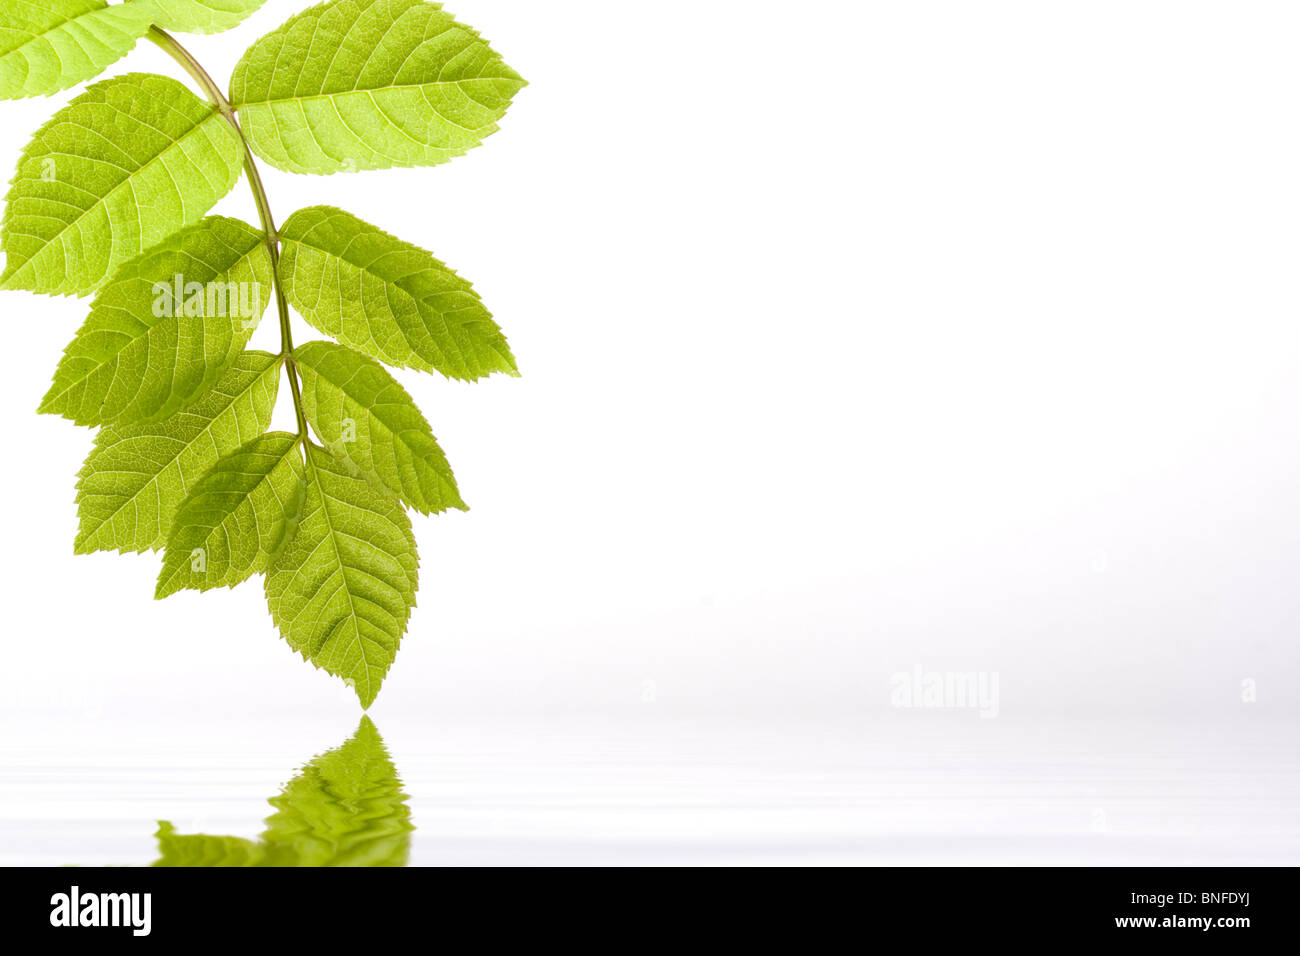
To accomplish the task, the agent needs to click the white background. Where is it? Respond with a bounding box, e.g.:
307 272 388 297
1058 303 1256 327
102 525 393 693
0 1 1297 865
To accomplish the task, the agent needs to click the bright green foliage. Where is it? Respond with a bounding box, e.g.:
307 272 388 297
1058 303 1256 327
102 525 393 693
229 0 525 174
294 340 465 514
39 217 273 426
1 73 244 296
261 716 412 865
156 432 307 598
153 823 266 866
1 3 522 708
148 0 269 34
280 206 517 379
153 717 411 867
265 444 419 709
75 351 281 554
0 0 156 100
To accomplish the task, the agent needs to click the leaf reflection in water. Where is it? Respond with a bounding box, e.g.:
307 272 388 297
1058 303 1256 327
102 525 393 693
152 717 412 867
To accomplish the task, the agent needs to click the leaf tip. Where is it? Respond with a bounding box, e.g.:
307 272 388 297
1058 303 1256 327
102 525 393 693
356 683 378 710
35 392 59 417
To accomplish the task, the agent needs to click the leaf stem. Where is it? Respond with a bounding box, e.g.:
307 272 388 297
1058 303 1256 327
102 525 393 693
147 27 310 442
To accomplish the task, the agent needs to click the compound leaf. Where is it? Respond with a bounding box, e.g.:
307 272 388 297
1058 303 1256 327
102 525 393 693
229 0 525 175
148 0 269 35
1 72 245 296
0 2 523 712
75 350 281 554
294 339 465 514
0 0 156 100
39 216 273 426
280 206 516 380
156 431 306 598
265 443 419 708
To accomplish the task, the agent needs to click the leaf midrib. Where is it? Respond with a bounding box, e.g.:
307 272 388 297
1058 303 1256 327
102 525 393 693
306 453 373 701
299 351 437 478
40 239 265 410
76 358 279 551
160 440 300 592
285 229 473 373
3 107 234 290
232 74 519 111
0 2 116 59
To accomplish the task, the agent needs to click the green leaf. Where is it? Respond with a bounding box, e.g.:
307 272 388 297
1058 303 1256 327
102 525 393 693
1 72 245 296
147 0 269 35
265 444 419 708
150 717 411 867
229 0 526 175
39 217 273 426
260 716 412 866
0 0 156 100
294 340 465 515
156 432 306 599
152 822 267 867
75 350 281 554
280 206 516 380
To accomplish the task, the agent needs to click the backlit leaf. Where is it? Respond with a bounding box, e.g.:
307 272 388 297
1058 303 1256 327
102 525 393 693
280 205 516 379
148 0 269 35
39 216 273 426
229 0 525 174
265 444 419 708
294 339 465 514
156 431 306 598
1 72 245 296
0 1 524 711
74 350 281 554
0 0 155 100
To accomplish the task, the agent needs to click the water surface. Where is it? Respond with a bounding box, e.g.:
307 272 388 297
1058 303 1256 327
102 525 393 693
2 714 1295 866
